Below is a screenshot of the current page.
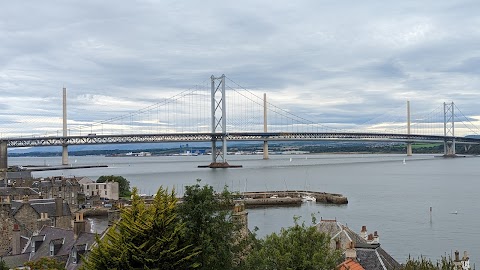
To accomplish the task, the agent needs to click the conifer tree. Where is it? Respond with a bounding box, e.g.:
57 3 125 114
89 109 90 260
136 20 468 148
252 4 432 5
82 187 199 270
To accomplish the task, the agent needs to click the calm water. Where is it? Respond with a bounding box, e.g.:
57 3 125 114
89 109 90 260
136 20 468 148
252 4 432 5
10 154 480 266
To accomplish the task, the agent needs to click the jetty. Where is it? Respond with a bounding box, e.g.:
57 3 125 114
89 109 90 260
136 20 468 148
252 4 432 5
237 190 348 207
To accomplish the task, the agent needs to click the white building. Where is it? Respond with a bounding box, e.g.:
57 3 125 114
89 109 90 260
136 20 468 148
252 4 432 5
78 177 119 200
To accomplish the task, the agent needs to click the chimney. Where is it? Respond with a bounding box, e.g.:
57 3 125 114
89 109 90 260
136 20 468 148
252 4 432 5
345 241 356 259
11 224 21 255
37 212 52 230
367 234 374 244
335 239 341 250
360 225 367 240
55 197 63 217
463 251 469 260
373 231 380 244
73 212 86 239
454 250 462 268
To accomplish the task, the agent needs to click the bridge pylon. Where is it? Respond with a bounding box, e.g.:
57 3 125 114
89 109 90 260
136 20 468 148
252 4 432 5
62 87 69 165
406 100 412 156
203 74 241 168
443 102 456 157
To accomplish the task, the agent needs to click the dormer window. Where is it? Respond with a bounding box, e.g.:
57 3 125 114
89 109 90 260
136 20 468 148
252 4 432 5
49 242 54 256
72 249 78 264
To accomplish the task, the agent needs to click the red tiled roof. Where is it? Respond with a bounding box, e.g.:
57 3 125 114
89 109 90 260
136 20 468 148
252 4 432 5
337 258 365 270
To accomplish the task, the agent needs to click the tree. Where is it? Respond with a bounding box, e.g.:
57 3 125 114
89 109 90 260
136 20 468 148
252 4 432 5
82 187 200 270
178 180 242 270
24 257 66 270
0 259 9 270
97 175 131 197
242 217 341 270
402 255 458 270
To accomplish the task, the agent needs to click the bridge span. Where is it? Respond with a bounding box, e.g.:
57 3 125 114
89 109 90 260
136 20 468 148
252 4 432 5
0 75 476 170
1 131 478 171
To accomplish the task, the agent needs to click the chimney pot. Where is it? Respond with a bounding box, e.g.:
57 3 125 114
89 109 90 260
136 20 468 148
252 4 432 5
367 234 374 241
13 223 19 231
361 225 367 232
374 231 378 236
455 250 460 261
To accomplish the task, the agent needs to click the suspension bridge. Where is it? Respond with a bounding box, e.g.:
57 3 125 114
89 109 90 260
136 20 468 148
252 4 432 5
1 74 480 170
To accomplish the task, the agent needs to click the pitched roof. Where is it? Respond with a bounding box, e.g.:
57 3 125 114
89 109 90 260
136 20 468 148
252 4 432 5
337 258 365 270
316 219 401 270
11 198 72 217
0 187 39 197
1 253 30 269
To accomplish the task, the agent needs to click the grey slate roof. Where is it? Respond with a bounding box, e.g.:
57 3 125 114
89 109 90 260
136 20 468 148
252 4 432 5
0 187 39 197
316 219 401 270
2 226 96 269
11 198 71 217
1 253 30 269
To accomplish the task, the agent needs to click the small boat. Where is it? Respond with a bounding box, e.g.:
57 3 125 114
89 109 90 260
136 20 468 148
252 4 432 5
403 158 406 165
302 195 316 202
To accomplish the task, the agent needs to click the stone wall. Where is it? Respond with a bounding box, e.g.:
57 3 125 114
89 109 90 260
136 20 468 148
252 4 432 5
55 215 72 229
0 204 14 256
14 204 39 234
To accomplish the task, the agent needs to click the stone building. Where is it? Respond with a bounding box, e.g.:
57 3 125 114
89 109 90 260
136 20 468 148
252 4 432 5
2 213 96 270
0 198 17 256
317 218 401 270
0 187 40 201
32 176 81 210
79 177 119 201
11 197 73 235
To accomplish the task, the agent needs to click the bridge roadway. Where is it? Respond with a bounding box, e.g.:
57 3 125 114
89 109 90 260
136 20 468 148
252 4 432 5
3 132 480 147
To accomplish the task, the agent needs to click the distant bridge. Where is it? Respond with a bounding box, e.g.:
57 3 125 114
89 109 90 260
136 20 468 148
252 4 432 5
1 74 478 170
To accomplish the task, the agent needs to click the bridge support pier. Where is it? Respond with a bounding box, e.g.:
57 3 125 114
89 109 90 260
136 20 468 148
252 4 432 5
62 145 68 165
406 143 412 156
0 141 7 172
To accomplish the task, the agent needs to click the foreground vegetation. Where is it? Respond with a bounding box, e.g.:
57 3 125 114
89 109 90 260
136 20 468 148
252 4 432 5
77 180 468 270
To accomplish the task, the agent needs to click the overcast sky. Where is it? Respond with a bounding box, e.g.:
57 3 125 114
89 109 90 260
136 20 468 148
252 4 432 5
1 1 480 136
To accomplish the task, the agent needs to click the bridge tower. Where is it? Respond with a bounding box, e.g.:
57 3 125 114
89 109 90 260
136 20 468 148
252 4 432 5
443 102 456 156
263 93 269 160
406 100 412 156
208 74 229 168
62 87 69 165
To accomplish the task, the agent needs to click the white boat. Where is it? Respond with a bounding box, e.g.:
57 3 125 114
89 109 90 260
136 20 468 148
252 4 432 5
302 195 316 202
403 158 406 165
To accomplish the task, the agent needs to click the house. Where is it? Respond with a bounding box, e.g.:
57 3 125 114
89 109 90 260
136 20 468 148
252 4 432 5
317 218 401 270
32 176 81 211
78 177 119 201
2 213 96 270
11 197 73 235
0 187 40 201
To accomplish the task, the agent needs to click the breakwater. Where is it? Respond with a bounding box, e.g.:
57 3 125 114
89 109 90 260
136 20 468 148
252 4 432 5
239 190 348 206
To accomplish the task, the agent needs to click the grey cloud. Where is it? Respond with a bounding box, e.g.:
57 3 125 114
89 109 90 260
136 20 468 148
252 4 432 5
2 0 480 136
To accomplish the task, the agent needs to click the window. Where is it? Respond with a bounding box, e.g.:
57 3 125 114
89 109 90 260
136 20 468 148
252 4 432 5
49 243 54 256
72 249 77 264
96 185 99 189
105 191 107 195
86 185 89 190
